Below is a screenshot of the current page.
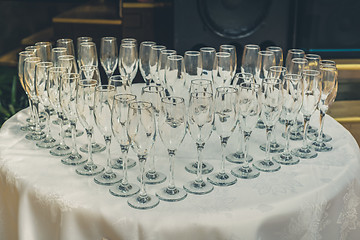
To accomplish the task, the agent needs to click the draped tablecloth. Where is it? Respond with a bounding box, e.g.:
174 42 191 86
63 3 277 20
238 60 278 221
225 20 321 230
1 91 360 240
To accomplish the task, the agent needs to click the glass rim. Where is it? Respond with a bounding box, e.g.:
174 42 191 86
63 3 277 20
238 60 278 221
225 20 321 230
49 66 67 72
168 54 183 60
185 50 200 56
220 44 235 49
216 86 238 93
266 46 282 51
305 54 321 60
58 55 75 60
269 66 287 72
101 36 117 41
19 50 35 56
120 42 136 48
288 48 305 54
284 73 302 80
57 38 73 43
140 41 156 46
263 77 282 85
302 69 321 76
151 45 166 50
114 93 137 102
121 38 137 43
109 75 125 81
129 101 153 110
239 82 259 90
190 78 212 85
200 47 216 52
320 60 336 66
142 85 165 93
235 72 253 78
24 56 41 62
292 57 308 64
78 79 97 86
80 64 97 69
52 47 67 52
35 41 52 46
77 36 93 42
216 51 231 57
36 61 53 67
160 49 176 55
79 42 95 47
258 50 274 56
25 45 40 51
95 85 115 92
244 44 260 50
190 91 213 99
161 96 185 104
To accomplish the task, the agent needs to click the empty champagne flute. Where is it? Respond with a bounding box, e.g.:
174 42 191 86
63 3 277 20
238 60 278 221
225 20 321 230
312 65 337 152
158 49 176 88
110 94 140 197
75 80 105 176
48 67 72 156
207 87 238 186
35 42 52 62
76 36 93 68
93 85 122 185
273 74 303 165
200 47 216 81
100 37 118 81
140 85 167 184
149 45 166 86
51 47 67 67
241 44 260 76
220 44 237 80
79 65 101 82
59 55 78 74
231 82 260 178
35 61 59 148
127 101 159 209
226 73 254 164
285 49 305 70
305 54 321 71
213 52 232 88
25 45 40 57
56 38 75 56
292 70 321 158
139 41 156 85
78 42 98 68
253 78 283 172
165 55 185 97
59 73 86 165
183 50 202 91
184 92 214 195
266 46 283 66
156 97 188 201
119 42 138 86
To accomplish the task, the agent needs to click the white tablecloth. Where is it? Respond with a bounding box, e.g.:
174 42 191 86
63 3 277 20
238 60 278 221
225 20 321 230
1 88 360 240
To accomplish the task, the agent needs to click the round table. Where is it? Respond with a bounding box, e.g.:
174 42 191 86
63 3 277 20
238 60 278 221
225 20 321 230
1 92 360 240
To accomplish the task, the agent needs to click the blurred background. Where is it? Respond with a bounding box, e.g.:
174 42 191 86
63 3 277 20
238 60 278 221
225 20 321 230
1 0 360 131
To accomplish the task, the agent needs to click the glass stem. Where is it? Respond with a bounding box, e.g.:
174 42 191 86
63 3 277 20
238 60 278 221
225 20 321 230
27 96 35 125
32 98 41 134
86 128 94 165
236 122 243 154
120 144 129 185
265 125 273 161
44 107 51 139
104 136 112 174
58 112 66 146
138 155 147 198
302 116 310 149
168 149 176 189
243 132 251 168
220 136 229 174
284 120 291 154
195 142 205 183
316 110 326 142
70 120 78 155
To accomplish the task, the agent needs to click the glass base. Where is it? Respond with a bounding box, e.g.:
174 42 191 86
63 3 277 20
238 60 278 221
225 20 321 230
128 193 160 210
272 153 300 165
75 163 104 176
109 182 140 197
36 137 59 149
253 159 281 172
52 119 69 125
111 157 136 169
20 125 35 132
312 141 333 152
183 179 214 195
185 161 214 174
156 186 187 202
298 125 318 135
25 131 45 141
94 171 122 185
308 132 332 142
282 131 303 141
61 153 87 165
64 128 84 138
27 114 45 123
226 151 253 164
291 146 318 159
80 142 106 153
207 172 237 186
259 142 285 153
231 165 260 179
50 144 72 156
137 171 167 184
256 119 265 129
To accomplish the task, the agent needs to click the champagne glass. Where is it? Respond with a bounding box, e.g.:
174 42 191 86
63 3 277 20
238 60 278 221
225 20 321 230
183 50 202 91
25 45 40 56
200 47 216 81
185 79 214 174
76 36 93 68
285 49 305 70
100 37 118 81
156 97 188 201
292 70 321 158
110 94 140 197
207 87 238 186
165 55 185 97
75 80 105 176
56 38 75 56
109 75 136 169
59 73 86 165
266 46 283 66
213 52 232 88
48 67 72 156
119 42 138 85
18 51 36 132
183 92 214 195
220 44 237 80
127 101 159 209
140 86 167 184
253 78 283 172
259 66 286 153
139 41 156 85
226 73 254 164
231 82 260 178
35 42 52 62
51 47 67 67
93 85 122 185
241 44 260 76
78 42 98 68
149 45 166 86
305 54 321 71
24 56 44 140
312 65 337 152
59 55 78 74
79 65 101 82
35 61 59 148
273 74 303 165
158 49 176 88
